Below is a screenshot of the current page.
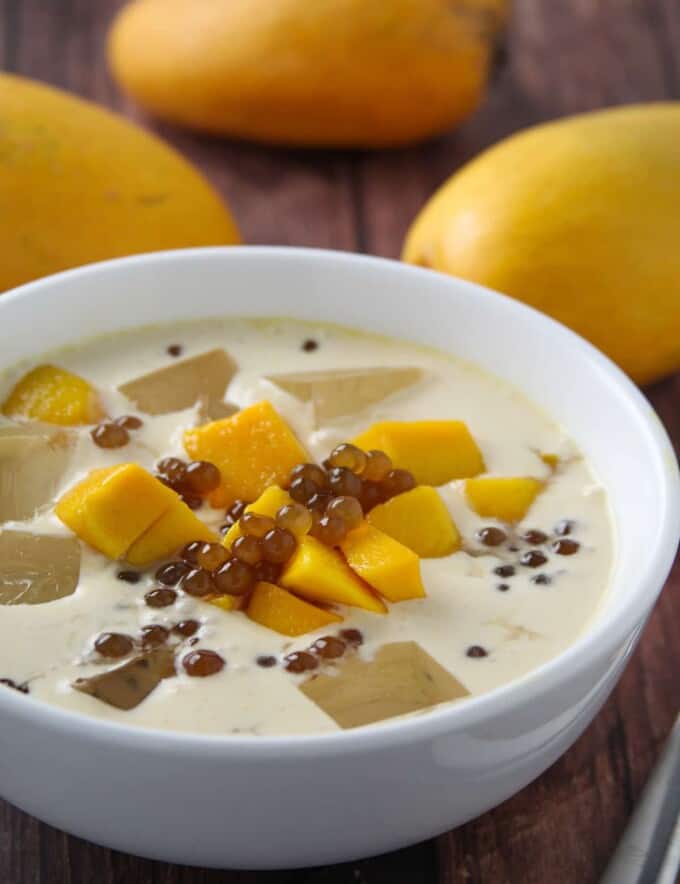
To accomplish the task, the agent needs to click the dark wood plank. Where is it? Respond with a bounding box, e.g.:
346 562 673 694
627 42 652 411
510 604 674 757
0 0 678 882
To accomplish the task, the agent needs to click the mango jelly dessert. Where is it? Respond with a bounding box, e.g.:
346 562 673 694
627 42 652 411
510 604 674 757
367 485 460 557
184 400 308 507
465 476 544 523
2 364 104 426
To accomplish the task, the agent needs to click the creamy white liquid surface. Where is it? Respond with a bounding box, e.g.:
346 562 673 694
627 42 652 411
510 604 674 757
0 318 614 735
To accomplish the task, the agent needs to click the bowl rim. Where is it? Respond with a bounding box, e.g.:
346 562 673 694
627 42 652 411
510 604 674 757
0 245 677 757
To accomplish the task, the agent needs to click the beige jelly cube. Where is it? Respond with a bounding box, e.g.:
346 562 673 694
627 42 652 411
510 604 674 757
300 641 469 728
0 530 80 605
73 647 176 710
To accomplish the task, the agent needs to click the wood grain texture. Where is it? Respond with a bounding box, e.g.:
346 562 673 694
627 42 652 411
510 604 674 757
0 1 678 881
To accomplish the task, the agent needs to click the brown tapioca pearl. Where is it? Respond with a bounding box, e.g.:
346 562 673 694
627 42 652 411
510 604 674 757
466 645 488 659
214 559 255 596
181 493 203 511
380 469 416 500
311 515 348 547
173 619 200 638
181 568 215 598
493 564 515 578
307 492 332 514
531 573 552 585
476 526 507 547
232 535 264 566
359 480 385 512
256 655 277 668
115 414 143 430
290 463 328 490
497 583 510 592
554 519 575 536
157 457 187 484
508 545 520 552
326 496 363 530
361 449 393 482
283 651 319 674
219 522 233 536
520 550 548 568
328 467 363 499
195 542 230 572
94 632 134 659
339 628 364 646
240 512 276 539
311 636 346 659
181 540 204 564
140 625 170 647
167 344 183 357
91 422 129 449
276 503 313 538
522 529 549 545
552 538 580 555
289 476 320 504
155 561 191 586
184 460 221 495
182 650 225 677
302 338 319 352
145 587 178 608
261 528 297 564
253 560 282 584
226 499 248 522
328 443 367 475
116 569 142 584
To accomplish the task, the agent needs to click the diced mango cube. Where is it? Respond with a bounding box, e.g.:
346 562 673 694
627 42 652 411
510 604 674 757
207 594 241 612
367 486 460 558
247 582 343 636
223 485 293 549
2 364 104 426
465 477 544 523
540 453 559 469
341 523 425 602
126 499 217 566
55 463 178 559
352 420 484 485
281 536 386 614
184 400 308 508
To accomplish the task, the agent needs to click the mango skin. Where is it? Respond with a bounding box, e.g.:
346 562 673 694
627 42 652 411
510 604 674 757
403 104 680 384
108 0 508 149
0 73 239 293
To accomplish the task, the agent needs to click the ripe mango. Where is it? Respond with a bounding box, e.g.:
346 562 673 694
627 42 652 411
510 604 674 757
403 104 680 384
126 499 217 566
353 420 484 486
465 477 543 523
108 0 508 148
367 486 460 558
0 73 239 293
2 365 104 426
184 401 308 508
247 582 342 636
341 523 425 603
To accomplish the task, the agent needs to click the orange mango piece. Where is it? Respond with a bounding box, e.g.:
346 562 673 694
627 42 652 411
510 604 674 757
367 486 460 558
247 581 342 636
223 485 293 549
341 523 425 603
55 463 178 559
207 594 241 613
353 420 484 485
126 498 217 566
281 536 386 614
184 400 308 508
2 364 104 426
465 476 544 523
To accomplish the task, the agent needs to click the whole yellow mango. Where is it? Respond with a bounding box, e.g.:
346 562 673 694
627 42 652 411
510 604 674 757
403 104 680 384
108 0 508 148
0 74 239 292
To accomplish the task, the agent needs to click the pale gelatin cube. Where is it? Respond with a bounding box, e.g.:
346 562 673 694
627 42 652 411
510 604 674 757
73 647 176 710
267 366 423 425
0 422 73 522
119 348 237 419
0 530 80 605
300 641 469 728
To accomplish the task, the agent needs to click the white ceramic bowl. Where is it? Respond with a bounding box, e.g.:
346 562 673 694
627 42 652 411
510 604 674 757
0 248 677 869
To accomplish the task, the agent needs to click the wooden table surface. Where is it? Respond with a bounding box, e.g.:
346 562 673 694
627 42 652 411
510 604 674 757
1 1 679 881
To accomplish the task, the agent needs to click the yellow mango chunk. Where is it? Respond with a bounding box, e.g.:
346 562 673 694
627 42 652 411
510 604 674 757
55 463 178 559
223 485 293 549
341 523 425 603
353 420 484 485
367 486 460 558
2 364 104 426
540 453 559 469
207 594 240 612
184 400 308 508
126 499 217 566
247 582 342 636
281 536 386 614
465 477 544 523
